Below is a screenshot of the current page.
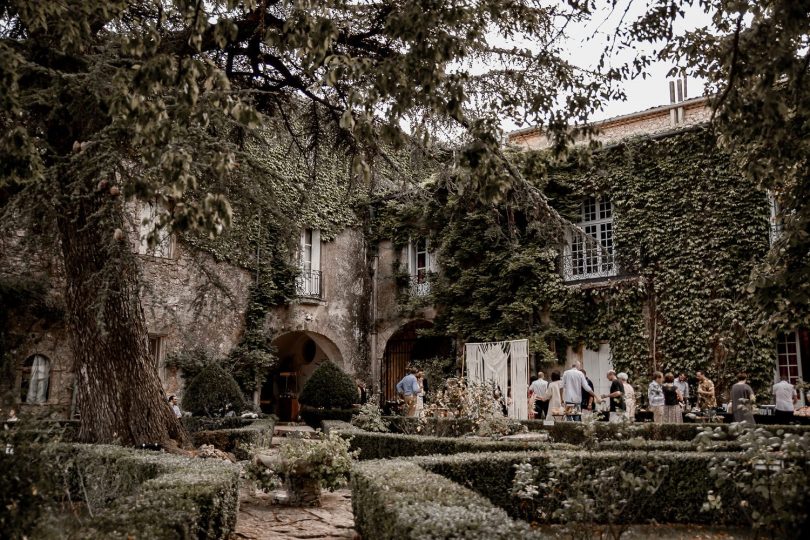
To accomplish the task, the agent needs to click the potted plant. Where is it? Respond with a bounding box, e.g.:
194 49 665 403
252 432 357 506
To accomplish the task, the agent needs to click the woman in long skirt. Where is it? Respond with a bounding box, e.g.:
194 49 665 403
661 372 683 423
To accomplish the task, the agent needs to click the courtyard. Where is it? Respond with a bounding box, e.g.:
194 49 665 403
2 0 810 538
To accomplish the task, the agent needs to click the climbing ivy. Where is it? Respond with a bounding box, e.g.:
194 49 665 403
373 127 776 395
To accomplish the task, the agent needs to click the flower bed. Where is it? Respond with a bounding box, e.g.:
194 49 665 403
190 417 275 460
1 441 240 539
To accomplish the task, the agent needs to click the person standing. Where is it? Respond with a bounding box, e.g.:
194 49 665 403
415 371 426 417
674 373 690 408
562 361 597 419
544 371 564 418
618 373 635 422
581 369 596 418
696 370 717 411
730 373 756 424
529 372 549 419
601 371 625 421
168 395 182 418
648 371 665 423
396 368 420 417
772 377 798 423
661 373 683 423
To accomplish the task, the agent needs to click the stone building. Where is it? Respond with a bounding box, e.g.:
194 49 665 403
3 90 807 419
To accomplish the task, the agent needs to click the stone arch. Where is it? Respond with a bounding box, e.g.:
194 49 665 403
260 330 344 420
380 320 453 404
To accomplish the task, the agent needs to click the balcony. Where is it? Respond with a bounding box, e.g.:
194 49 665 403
561 248 619 283
409 275 431 297
296 269 322 299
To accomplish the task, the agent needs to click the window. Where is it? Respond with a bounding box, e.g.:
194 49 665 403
406 238 435 296
776 331 803 385
148 335 166 382
563 195 617 282
21 354 50 404
296 228 321 298
138 202 175 258
768 192 784 245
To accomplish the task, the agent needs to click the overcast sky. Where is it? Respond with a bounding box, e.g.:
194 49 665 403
502 1 714 133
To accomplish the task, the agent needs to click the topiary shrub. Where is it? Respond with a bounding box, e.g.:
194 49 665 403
182 363 246 417
298 360 357 409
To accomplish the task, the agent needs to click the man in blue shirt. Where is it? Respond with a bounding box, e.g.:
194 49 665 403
396 368 421 417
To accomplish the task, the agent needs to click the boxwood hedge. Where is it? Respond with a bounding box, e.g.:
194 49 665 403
352 460 542 540
190 417 275 460
2 441 240 539
324 421 579 459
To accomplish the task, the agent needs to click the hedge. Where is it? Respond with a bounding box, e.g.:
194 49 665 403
412 450 749 525
323 421 575 459
299 405 357 427
2 441 240 539
190 417 275 460
352 459 542 540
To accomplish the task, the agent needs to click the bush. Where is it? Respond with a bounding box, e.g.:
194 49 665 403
351 402 389 433
323 421 569 460
352 460 541 540
2 440 239 539
300 405 356 427
182 363 247 417
298 360 358 409
190 418 275 460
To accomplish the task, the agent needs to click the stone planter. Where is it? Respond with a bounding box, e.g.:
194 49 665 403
285 473 322 507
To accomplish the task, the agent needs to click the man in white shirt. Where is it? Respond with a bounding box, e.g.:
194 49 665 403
562 362 597 419
529 372 549 419
772 378 798 422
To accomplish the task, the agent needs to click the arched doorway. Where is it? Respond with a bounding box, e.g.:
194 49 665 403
381 321 454 404
260 331 343 420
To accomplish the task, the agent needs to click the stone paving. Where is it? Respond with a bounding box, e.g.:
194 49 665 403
232 486 357 540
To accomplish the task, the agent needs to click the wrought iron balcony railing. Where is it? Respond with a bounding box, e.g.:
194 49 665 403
296 268 322 299
561 248 619 283
409 275 431 297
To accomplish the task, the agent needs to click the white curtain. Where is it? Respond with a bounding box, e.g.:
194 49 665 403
26 355 50 404
465 339 529 420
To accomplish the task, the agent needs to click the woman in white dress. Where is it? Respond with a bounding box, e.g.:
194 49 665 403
415 373 425 416
544 371 564 417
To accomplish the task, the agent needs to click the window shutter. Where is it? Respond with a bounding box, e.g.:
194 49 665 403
427 239 437 273
311 229 321 272
407 240 415 275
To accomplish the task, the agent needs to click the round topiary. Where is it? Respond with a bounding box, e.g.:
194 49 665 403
182 363 246 417
298 360 357 409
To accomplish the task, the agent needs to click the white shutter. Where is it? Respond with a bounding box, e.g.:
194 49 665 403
427 238 437 273
311 229 321 272
406 240 415 275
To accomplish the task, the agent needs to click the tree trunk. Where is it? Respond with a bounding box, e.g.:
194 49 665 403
57 186 189 447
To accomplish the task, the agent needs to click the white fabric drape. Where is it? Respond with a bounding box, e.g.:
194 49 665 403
465 339 529 419
26 355 50 404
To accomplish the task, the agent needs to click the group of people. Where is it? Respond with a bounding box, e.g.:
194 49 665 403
395 368 429 417
528 361 636 421
529 363 804 424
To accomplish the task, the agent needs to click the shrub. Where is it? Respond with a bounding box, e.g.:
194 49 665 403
299 405 356 427
298 360 358 409
182 363 247 417
190 418 275 460
352 460 541 540
351 402 389 433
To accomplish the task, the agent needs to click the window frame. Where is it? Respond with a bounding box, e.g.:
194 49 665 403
563 195 617 282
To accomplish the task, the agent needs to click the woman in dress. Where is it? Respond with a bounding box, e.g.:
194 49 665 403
730 372 756 424
648 371 665 423
415 372 425 417
661 372 683 423
544 371 564 418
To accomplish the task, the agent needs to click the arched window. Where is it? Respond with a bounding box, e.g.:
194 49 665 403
21 354 50 404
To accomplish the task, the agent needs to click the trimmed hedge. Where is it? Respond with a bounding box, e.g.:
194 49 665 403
324 421 574 459
181 415 249 433
412 450 748 525
299 405 356 427
299 360 358 409
190 418 275 460
352 460 542 540
182 363 246 417
3 442 239 539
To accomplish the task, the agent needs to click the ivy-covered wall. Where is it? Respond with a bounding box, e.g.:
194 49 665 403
373 127 775 395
